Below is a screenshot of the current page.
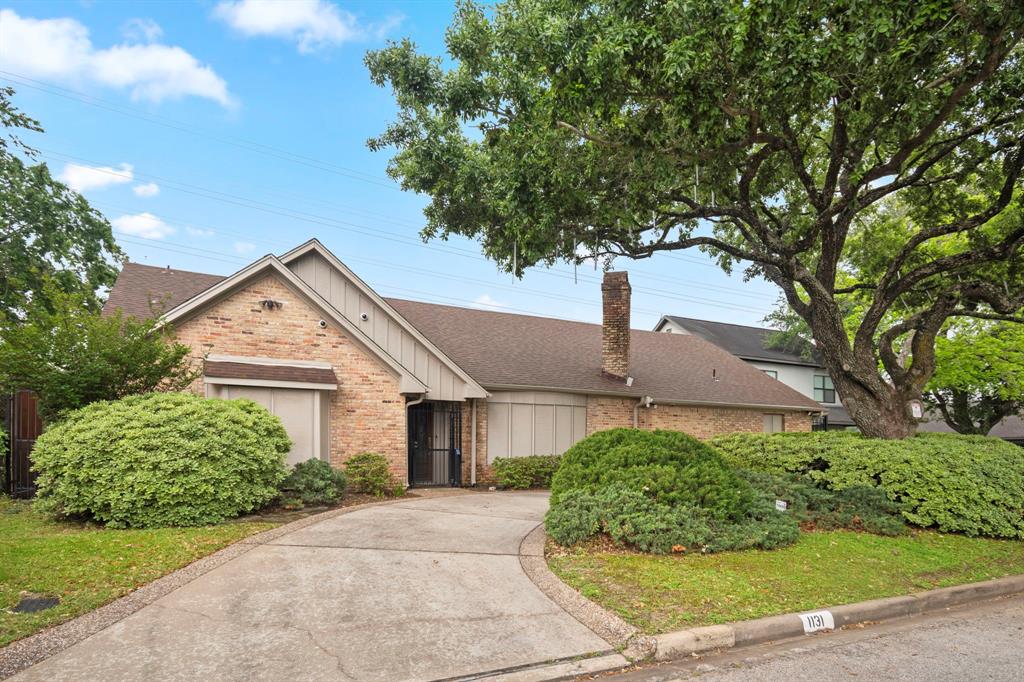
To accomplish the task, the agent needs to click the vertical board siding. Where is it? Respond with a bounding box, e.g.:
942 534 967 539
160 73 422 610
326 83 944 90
288 251 470 401
486 391 589 462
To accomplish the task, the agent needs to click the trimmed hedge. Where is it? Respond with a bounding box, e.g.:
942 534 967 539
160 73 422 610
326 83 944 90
551 428 755 520
280 458 347 507
709 432 1024 539
31 392 290 528
546 429 799 553
493 455 560 489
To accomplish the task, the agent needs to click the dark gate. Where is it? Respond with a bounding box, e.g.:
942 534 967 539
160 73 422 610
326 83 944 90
3 390 43 498
407 401 462 487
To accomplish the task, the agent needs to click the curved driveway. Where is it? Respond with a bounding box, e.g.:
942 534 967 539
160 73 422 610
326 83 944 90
16 492 617 681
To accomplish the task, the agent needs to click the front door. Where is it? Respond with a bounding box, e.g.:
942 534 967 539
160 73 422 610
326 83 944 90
408 401 462 486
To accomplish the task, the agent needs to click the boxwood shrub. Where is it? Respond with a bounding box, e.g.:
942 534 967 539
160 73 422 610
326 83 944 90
493 455 560 489
546 428 799 553
344 452 400 497
709 432 1024 539
31 392 290 528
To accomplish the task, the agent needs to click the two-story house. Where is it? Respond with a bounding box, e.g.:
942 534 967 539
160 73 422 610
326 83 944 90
654 316 856 430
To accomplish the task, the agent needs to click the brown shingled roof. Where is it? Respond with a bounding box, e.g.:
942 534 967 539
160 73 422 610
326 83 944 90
387 299 823 411
102 261 822 410
103 262 224 318
205 361 338 387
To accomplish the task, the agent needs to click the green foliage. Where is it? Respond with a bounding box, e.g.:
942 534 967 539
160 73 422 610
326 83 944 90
368 2 1024 439
739 470 906 536
926 320 1024 434
551 429 754 520
546 484 798 555
545 429 799 554
0 289 200 422
30 393 290 528
344 452 400 497
492 455 560 489
279 459 347 508
1 87 121 320
709 432 1024 539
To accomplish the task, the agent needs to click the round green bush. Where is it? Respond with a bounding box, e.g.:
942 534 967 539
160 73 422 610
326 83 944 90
280 458 347 507
32 392 290 528
546 428 799 554
493 455 560 489
709 432 1024 539
551 428 755 520
344 452 398 497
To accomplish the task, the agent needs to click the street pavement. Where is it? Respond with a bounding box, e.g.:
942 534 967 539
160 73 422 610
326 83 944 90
603 594 1024 681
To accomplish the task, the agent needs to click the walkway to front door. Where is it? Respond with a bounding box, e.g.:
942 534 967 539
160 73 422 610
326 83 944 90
14 492 619 681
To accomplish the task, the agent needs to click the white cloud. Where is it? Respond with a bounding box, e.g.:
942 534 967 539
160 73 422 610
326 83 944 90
186 226 215 237
233 241 256 254
122 18 163 43
132 182 160 197
111 212 176 239
213 0 402 53
0 9 233 107
471 293 509 311
60 162 134 192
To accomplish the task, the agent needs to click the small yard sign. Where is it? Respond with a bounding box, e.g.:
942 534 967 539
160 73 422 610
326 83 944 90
775 499 788 512
798 610 835 634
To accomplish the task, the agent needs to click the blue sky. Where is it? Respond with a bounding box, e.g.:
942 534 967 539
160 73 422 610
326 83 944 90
1 0 781 329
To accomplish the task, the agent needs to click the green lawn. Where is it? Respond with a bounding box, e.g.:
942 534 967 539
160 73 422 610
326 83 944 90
0 497 277 647
548 530 1024 634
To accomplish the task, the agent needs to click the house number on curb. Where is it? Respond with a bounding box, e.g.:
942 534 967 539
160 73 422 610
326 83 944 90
799 610 835 634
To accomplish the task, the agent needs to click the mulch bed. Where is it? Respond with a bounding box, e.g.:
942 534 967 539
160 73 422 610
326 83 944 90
233 491 420 525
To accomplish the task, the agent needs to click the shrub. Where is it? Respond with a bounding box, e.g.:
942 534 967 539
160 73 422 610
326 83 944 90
493 455 560 489
31 392 289 528
738 469 906 536
710 432 1024 538
551 428 755 520
545 484 799 554
279 459 347 507
344 452 399 497
545 429 799 554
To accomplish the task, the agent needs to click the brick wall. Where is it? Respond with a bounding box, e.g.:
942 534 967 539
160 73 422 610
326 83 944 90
460 398 490 484
172 275 409 482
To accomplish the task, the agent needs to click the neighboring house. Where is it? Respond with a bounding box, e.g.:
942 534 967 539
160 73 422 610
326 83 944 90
103 239 823 487
918 414 1024 447
653 316 856 430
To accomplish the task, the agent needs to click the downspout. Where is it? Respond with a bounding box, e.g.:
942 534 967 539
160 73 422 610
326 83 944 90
633 396 653 428
470 398 478 486
405 394 425 489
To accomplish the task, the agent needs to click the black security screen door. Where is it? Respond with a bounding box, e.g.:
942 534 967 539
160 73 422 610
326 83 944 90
408 401 462 487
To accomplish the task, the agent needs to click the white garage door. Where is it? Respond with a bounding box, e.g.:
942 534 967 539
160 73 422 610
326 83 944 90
220 386 319 466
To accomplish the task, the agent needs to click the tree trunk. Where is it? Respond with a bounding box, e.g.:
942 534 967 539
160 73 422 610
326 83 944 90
807 307 920 439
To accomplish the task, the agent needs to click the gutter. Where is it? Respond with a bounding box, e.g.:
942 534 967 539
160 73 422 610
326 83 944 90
633 396 653 428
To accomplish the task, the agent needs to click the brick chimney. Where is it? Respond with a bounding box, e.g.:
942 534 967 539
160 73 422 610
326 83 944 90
601 270 631 380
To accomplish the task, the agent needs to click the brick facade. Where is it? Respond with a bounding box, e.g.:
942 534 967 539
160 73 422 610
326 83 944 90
172 275 409 481
600 271 631 379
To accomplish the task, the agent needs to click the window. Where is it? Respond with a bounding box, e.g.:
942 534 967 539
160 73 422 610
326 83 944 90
763 414 784 433
814 375 836 403
762 369 778 380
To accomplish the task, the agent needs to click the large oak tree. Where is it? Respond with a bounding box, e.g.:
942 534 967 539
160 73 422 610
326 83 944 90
367 0 1024 438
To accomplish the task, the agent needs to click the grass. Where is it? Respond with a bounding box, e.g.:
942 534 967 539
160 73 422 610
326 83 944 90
548 530 1024 634
0 497 278 647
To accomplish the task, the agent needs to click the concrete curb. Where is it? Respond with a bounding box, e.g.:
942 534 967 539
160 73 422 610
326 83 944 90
652 573 1024 661
0 492 466 680
518 526 656 662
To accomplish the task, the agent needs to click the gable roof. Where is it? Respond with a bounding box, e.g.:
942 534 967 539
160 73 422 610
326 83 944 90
102 263 224 318
103 249 822 411
656 315 823 367
389 299 822 411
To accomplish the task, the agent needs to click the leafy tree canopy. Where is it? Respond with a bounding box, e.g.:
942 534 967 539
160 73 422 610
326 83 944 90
367 0 1024 438
0 87 122 320
0 288 200 422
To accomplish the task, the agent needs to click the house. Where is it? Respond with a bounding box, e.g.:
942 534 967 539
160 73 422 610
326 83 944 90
653 316 856 430
103 239 824 487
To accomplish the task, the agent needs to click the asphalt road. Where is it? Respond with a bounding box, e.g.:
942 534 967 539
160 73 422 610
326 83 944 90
602 594 1024 682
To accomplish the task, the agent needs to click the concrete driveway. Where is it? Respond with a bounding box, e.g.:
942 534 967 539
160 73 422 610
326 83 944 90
15 492 617 681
